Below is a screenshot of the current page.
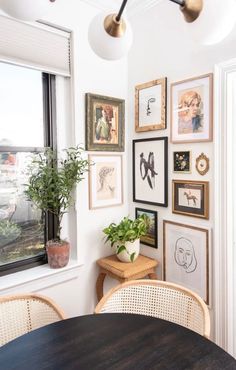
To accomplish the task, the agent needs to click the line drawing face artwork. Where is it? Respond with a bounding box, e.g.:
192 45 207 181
139 151 158 189
97 164 116 201
174 237 197 273
146 97 156 116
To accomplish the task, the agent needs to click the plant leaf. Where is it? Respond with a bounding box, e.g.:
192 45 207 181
117 245 126 254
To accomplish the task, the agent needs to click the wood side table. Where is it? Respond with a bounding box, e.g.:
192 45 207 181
96 254 158 301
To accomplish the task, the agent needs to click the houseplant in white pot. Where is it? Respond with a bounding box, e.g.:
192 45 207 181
24 146 89 268
103 215 149 262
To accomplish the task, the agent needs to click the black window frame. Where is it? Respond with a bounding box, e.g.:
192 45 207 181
0 73 57 276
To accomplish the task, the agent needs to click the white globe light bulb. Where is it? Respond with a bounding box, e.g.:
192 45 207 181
88 12 133 61
187 0 236 45
0 0 54 21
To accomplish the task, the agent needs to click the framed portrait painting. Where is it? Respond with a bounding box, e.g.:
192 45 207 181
133 137 168 207
173 150 191 173
86 93 125 151
163 220 210 304
88 154 123 209
172 180 209 219
135 78 167 132
135 208 158 248
171 73 213 143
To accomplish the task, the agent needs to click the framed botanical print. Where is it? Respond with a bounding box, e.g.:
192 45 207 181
133 137 168 207
135 208 158 248
135 78 167 132
88 154 123 209
163 220 210 304
173 150 191 173
86 93 125 151
171 73 213 143
172 180 209 219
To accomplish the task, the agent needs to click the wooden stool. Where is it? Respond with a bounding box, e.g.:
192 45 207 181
96 254 158 301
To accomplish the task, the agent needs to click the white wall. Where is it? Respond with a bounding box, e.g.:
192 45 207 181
44 0 130 315
127 0 236 339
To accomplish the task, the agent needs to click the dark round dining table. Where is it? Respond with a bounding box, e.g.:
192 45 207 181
0 313 235 370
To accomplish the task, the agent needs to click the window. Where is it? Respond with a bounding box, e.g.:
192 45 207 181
0 62 56 276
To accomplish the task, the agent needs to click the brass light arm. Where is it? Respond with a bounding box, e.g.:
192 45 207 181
169 0 203 23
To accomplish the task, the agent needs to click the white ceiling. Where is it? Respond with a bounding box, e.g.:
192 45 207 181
80 0 163 17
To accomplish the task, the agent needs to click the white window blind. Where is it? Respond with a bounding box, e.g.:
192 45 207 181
0 15 71 76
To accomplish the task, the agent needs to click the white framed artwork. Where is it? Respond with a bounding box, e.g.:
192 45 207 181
88 154 123 209
163 220 210 304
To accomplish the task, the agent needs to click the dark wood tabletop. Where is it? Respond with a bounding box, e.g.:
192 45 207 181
0 313 235 370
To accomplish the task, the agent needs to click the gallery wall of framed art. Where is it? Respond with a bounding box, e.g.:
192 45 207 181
128 71 213 295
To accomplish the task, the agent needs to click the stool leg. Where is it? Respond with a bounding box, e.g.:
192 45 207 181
96 272 106 301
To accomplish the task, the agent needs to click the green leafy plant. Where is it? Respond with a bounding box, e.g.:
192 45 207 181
24 146 90 242
103 215 149 262
0 220 21 248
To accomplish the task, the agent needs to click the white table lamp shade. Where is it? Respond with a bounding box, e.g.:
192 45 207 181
0 0 54 21
88 12 133 60
187 0 236 45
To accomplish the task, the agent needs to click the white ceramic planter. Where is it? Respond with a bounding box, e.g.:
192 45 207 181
116 239 140 263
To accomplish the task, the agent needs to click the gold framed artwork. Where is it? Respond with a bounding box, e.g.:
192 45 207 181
172 180 209 219
135 78 167 132
171 73 213 143
88 154 123 209
86 93 125 152
163 220 210 304
196 153 210 175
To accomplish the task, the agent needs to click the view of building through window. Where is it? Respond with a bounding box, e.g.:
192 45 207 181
0 62 55 273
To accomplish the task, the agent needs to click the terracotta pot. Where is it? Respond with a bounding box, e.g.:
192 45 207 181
46 240 70 268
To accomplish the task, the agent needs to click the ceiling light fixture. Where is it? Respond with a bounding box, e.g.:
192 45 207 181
88 0 236 60
0 0 56 21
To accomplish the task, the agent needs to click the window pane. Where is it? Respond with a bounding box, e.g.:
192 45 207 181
0 63 44 147
0 152 45 266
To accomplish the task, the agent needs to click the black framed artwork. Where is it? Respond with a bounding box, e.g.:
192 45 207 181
133 137 168 207
135 208 158 248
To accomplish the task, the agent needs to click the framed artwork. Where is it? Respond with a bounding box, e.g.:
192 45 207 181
196 153 210 176
172 180 209 219
85 93 125 151
163 220 209 304
88 154 123 209
135 78 167 132
133 137 168 207
171 73 213 143
135 208 158 248
173 150 191 173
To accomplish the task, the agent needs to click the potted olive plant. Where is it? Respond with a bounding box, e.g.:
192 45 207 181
103 215 149 262
24 146 89 268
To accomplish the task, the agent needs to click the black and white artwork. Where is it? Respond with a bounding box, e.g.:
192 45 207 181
133 137 168 207
135 78 166 132
163 220 209 304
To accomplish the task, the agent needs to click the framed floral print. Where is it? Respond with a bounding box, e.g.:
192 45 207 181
135 208 158 248
133 137 168 207
173 150 191 173
135 78 167 132
163 220 210 304
88 154 123 209
172 180 209 219
86 93 125 151
171 73 213 143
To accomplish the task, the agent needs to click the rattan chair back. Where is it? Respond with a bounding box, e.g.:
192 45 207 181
95 279 210 338
0 293 65 346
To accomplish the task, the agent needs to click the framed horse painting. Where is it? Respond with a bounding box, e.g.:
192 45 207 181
172 180 209 219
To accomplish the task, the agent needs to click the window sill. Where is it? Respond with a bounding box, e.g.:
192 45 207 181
0 259 83 295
